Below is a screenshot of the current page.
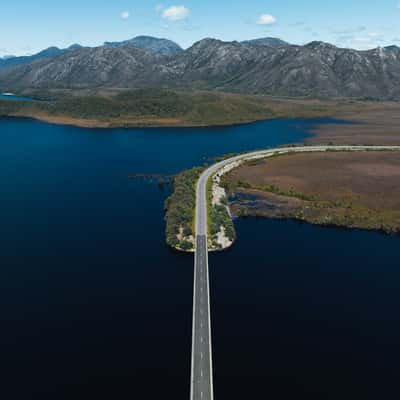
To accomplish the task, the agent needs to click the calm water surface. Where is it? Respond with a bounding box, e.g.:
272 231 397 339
0 117 399 399
0 94 35 101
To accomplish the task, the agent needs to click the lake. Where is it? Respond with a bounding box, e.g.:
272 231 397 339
0 117 399 400
0 93 35 101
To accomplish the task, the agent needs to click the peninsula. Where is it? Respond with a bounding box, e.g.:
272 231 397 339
166 146 400 251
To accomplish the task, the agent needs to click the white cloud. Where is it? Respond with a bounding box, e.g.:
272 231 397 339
120 11 130 20
256 14 276 26
162 5 190 21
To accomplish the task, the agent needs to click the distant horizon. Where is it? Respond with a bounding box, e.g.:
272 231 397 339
1 0 400 57
2 34 400 59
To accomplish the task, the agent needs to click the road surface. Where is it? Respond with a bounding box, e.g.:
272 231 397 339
190 145 400 400
190 163 215 400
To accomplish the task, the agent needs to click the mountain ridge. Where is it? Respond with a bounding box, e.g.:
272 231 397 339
0 36 183 70
0 45 84 70
103 35 183 56
241 37 289 47
2 36 400 99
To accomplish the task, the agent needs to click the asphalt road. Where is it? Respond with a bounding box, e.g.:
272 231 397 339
190 235 213 400
190 145 400 400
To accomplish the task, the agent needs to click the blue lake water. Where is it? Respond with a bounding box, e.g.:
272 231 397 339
0 117 399 399
0 93 35 101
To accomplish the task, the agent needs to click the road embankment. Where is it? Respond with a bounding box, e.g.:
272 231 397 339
167 145 400 252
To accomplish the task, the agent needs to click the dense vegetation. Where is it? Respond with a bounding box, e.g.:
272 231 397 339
44 89 192 119
164 166 205 251
1 89 390 129
0 89 277 127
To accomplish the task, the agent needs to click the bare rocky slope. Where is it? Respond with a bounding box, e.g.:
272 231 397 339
2 37 400 99
103 35 183 56
0 46 161 89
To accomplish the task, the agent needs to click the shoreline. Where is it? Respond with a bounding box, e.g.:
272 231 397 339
3 93 400 138
237 214 400 237
231 195 400 236
7 107 400 145
224 150 400 239
2 111 295 130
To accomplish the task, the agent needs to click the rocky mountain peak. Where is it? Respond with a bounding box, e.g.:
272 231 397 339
242 37 289 48
305 41 338 51
104 36 183 56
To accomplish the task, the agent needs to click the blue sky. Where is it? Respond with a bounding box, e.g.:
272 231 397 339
1 0 400 56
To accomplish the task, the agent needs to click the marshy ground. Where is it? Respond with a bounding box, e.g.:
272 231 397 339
309 103 400 146
224 151 400 234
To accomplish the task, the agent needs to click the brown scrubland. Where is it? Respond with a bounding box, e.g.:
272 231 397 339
223 151 400 234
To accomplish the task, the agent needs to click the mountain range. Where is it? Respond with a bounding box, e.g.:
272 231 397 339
0 36 182 70
1 35 400 99
0 44 83 69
